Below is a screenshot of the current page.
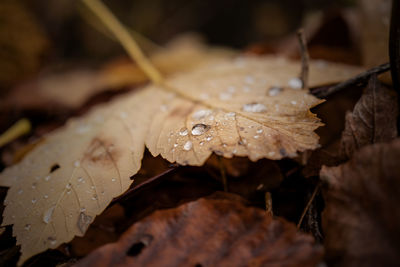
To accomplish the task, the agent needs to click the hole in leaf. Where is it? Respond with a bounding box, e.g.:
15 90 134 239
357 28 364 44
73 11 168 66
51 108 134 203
126 234 153 257
49 164 60 173
127 242 145 257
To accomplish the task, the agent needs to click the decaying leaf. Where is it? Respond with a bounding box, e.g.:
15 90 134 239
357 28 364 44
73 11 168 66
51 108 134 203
321 139 400 267
340 75 398 159
0 55 361 263
75 193 323 267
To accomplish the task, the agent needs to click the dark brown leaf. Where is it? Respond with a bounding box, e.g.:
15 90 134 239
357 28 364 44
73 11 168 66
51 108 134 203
75 193 323 267
321 139 400 267
340 75 398 159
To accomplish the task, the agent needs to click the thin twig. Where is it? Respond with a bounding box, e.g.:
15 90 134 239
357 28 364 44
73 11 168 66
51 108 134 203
217 157 228 192
297 182 321 229
297 29 309 89
110 166 178 205
311 63 390 98
81 0 163 84
265 192 273 216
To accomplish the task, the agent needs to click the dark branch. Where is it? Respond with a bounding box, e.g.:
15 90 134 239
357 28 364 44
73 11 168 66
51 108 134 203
297 29 309 89
110 166 179 205
311 63 390 98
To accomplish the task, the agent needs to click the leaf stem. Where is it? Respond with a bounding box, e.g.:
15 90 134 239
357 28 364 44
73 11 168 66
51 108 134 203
81 0 163 85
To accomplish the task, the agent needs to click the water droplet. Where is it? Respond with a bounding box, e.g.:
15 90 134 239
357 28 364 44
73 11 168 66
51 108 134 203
245 76 254 84
24 224 31 231
226 112 236 118
45 175 51 181
256 129 263 134
227 86 236 93
76 125 91 134
48 236 57 246
206 136 213 141
219 92 232 101
214 150 224 156
32 198 37 204
243 86 251 92
268 151 275 157
254 135 260 139
291 100 297 105
77 177 84 183
18 189 23 194
160 105 168 112
78 212 92 234
200 93 209 100
74 160 81 167
111 178 116 182
43 206 55 224
32 183 37 189
92 194 98 200
191 124 210 136
315 60 327 68
173 143 178 148
192 109 212 120
66 183 72 189
268 86 282 96
80 207 86 212
183 141 193 151
199 141 205 146
242 103 267 113
119 111 127 118
44 195 48 199
288 78 303 89
179 128 188 136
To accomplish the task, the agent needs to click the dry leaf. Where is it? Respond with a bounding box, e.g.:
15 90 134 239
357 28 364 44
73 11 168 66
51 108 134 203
340 75 398 159
321 139 400 267
0 55 360 263
75 193 323 267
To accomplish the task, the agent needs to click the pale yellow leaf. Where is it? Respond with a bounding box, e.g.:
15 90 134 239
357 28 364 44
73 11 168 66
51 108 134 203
0 55 362 264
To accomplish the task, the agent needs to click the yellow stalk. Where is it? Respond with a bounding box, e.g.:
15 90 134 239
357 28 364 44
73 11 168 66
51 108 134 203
81 0 163 85
0 119 31 148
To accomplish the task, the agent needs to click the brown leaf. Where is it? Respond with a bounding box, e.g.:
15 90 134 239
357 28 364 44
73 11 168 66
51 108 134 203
321 139 400 267
75 193 323 267
340 75 398 159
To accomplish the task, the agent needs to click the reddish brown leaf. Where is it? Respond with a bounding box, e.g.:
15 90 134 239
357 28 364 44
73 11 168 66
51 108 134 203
75 193 323 267
340 75 398 159
321 139 400 267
